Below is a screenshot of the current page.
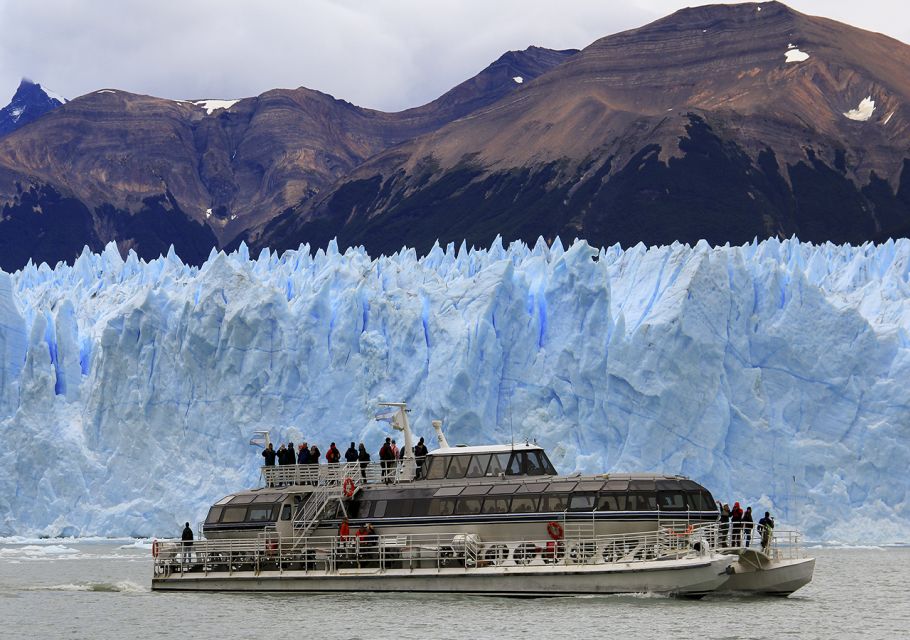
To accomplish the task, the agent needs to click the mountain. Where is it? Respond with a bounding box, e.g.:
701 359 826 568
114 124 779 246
0 79 66 138
246 1 910 257
0 47 576 271
1 237 908 542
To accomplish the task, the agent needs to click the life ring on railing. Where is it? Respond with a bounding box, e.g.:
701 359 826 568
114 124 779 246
547 521 564 540
342 477 356 498
151 540 159 558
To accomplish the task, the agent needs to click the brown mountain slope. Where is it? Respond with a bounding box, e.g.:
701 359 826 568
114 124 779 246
248 1 910 257
0 47 576 270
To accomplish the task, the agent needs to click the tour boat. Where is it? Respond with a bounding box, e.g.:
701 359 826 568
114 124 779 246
151 403 813 596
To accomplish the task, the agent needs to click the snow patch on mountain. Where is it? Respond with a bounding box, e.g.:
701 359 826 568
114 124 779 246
0 237 908 543
785 48 809 63
513 76 524 84
194 99 240 115
843 96 875 121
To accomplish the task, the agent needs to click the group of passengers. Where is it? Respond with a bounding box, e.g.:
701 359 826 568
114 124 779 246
718 501 775 551
261 436 430 483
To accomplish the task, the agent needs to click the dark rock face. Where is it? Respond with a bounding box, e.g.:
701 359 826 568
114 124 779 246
0 47 575 269
249 1 910 256
0 79 65 137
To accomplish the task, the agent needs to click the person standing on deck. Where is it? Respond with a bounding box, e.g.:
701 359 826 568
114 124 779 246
758 511 775 552
743 506 754 546
262 443 277 466
327 442 341 465
358 443 371 481
181 522 193 564
379 438 393 483
730 502 744 547
345 442 359 464
719 503 731 547
414 437 428 479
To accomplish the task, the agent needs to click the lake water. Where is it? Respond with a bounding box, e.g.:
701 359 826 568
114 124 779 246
0 541 907 640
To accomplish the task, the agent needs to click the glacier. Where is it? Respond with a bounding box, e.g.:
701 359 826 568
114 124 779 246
0 237 908 543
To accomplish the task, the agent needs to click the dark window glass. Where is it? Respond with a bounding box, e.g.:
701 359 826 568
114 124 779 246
205 507 223 524
322 502 340 520
629 479 656 491
657 491 686 511
481 498 511 514
542 494 569 512
547 482 577 492
510 495 539 513
254 493 284 502
506 453 524 476
679 479 702 491
222 506 247 523
596 494 626 511
569 494 596 511
248 506 274 522
372 500 387 518
516 483 549 493
410 499 429 517
434 486 463 497
460 485 491 496
656 479 681 491
603 479 629 491
627 493 657 510
525 451 545 476
229 494 256 504
446 456 469 479
424 457 449 480
465 455 491 478
539 453 558 475
454 498 482 515
488 484 518 495
281 505 292 521
688 491 715 511
386 500 412 517
577 481 604 492
428 499 455 516
488 454 509 476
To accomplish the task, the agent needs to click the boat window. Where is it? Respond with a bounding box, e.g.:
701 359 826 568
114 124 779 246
627 493 657 511
656 479 681 491
688 491 716 511
215 496 234 506
603 479 629 491
248 506 275 522
428 498 456 516
538 453 558 475
454 497 482 515
229 494 256 504
222 506 247 523
546 482 577 492
679 479 703 492
569 493 596 511
372 501 387 518
322 502 341 520
628 479 656 491
487 454 509 476
516 483 549 493
410 499 430 517
205 507 223 524
488 484 518 495
541 494 569 512
434 486 464 497
465 454 491 478
281 505 292 521
510 495 539 513
481 497 511 514
576 481 604 492
254 494 284 503
657 491 686 511
596 494 626 511
446 456 470 479
460 485 491 496
386 500 412 518
506 453 524 476
525 451 545 476
424 457 449 480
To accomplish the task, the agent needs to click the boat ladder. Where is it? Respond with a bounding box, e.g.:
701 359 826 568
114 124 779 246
292 474 355 537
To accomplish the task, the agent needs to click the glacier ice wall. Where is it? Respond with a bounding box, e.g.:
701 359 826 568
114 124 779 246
0 237 908 543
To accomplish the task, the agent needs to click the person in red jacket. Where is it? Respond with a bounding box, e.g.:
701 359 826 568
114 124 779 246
730 501 744 546
338 517 350 543
326 442 341 464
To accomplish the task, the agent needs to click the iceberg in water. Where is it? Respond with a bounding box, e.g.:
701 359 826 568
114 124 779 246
0 237 908 543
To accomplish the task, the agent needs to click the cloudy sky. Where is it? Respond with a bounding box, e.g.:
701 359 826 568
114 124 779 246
1 0 906 112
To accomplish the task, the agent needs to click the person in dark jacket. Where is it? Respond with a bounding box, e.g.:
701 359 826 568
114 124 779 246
344 442 359 464
742 506 754 546
414 437 428 479
719 503 731 547
310 444 321 463
758 511 775 551
286 442 296 465
357 443 371 481
730 502 744 547
298 442 310 464
181 522 193 564
262 443 277 466
379 437 393 483
276 444 287 465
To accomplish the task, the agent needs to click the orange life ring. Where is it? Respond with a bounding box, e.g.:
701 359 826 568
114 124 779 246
547 521 564 540
151 540 159 558
342 477 356 498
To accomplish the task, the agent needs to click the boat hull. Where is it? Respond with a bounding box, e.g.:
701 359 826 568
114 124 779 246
719 550 815 596
152 554 735 597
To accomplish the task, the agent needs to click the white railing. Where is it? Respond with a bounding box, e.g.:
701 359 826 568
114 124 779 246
262 461 407 488
152 526 705 578
687 522 804 561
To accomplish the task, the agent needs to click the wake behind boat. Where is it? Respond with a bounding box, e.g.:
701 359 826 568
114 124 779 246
151 403 813 596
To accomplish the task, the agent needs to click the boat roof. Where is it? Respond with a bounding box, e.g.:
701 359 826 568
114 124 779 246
429 443 544 455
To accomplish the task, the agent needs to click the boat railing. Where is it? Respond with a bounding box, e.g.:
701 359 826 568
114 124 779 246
261 461 408 488
684 522 805 561
152 525 709 579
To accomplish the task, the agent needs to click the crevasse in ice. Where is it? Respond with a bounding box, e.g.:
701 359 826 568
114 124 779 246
0 237 908 543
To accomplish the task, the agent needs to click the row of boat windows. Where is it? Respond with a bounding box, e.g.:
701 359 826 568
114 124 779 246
348 490 717 520
423 451 558 480
206 503 289 525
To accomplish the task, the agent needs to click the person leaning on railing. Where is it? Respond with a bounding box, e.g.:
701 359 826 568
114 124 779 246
757 511 775 552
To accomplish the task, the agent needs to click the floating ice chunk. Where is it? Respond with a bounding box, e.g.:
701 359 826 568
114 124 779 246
785 48 810 63
193 99 240 115
512 76 524 84
205 208 212 218
843 96 875 122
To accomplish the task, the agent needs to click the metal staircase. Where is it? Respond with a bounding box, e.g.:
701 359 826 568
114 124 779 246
292 475 355 538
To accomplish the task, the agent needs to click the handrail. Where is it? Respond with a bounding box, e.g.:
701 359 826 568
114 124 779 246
262 461 405 488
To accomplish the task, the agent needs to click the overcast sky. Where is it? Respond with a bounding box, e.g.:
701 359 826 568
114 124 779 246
1 0 907 112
